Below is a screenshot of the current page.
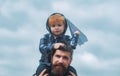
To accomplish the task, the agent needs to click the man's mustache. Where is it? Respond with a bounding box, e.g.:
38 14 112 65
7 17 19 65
54 63 66 68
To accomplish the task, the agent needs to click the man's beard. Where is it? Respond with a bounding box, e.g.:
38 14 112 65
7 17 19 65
51 63 67 76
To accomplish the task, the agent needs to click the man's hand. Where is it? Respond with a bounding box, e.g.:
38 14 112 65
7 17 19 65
39 69 49 76
69 71 76 76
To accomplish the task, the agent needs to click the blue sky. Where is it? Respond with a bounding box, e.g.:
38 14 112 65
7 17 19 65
0 0 120 76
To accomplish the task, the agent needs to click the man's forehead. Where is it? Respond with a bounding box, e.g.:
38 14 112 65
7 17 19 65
54 50 71 56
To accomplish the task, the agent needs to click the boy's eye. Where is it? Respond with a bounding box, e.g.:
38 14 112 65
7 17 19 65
51 25 55 27
51 24 61 27
58 24 62 26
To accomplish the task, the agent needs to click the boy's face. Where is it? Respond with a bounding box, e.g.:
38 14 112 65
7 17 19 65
50 21 65 37
49 14 65 37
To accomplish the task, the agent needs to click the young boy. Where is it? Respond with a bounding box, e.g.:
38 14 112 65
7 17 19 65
34 13 87 76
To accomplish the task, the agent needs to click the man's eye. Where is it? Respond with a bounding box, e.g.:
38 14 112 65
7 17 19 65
63 56 69 60
55 55 60 58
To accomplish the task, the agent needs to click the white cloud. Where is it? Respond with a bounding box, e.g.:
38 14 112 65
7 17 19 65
0 0 47 24
86 29 120 52
0 25 40 40
79 52 100 67
52 1 71 12
73 51 120 71
84 3 119 20
0 0 12 18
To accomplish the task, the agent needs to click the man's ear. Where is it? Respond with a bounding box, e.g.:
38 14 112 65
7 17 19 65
69 58 72 64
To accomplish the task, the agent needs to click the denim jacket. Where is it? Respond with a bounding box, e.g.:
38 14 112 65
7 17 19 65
39 33 79 63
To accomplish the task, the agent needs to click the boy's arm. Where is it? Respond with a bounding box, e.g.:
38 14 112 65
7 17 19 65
39 34 54 54
70 31 80 49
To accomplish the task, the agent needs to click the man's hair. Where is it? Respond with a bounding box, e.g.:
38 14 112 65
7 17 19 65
51 41 73 59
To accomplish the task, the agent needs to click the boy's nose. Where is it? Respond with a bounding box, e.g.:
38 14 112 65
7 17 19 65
55 25 59 27
54 26 59 30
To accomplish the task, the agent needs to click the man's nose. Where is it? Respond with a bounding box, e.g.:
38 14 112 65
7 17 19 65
58 57 64 63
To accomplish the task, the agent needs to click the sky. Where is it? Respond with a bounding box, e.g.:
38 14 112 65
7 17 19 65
0 0 120 76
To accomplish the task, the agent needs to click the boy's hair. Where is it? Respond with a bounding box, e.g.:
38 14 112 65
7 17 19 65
51 41 73 59
48 14 65 26
46 13 68 35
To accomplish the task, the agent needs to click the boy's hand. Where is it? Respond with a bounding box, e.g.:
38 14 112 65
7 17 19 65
74 31 80 35
54 43 64 49
39 69 49 76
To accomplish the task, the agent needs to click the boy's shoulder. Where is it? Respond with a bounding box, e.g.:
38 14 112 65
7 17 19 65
64 34 71 38
64 35 71 40
42 33 51 38
44 33 50 36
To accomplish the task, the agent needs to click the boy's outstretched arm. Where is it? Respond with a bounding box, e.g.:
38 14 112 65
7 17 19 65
70 30 80 49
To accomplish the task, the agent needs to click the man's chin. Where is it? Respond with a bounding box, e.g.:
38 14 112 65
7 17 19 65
52 66 66 76
55 66 65 72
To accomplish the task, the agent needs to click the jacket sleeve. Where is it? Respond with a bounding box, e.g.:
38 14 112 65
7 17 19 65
70 34 79 49
39 34 54 54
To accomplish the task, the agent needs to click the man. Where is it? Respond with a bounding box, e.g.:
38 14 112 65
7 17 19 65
38 41 76 76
